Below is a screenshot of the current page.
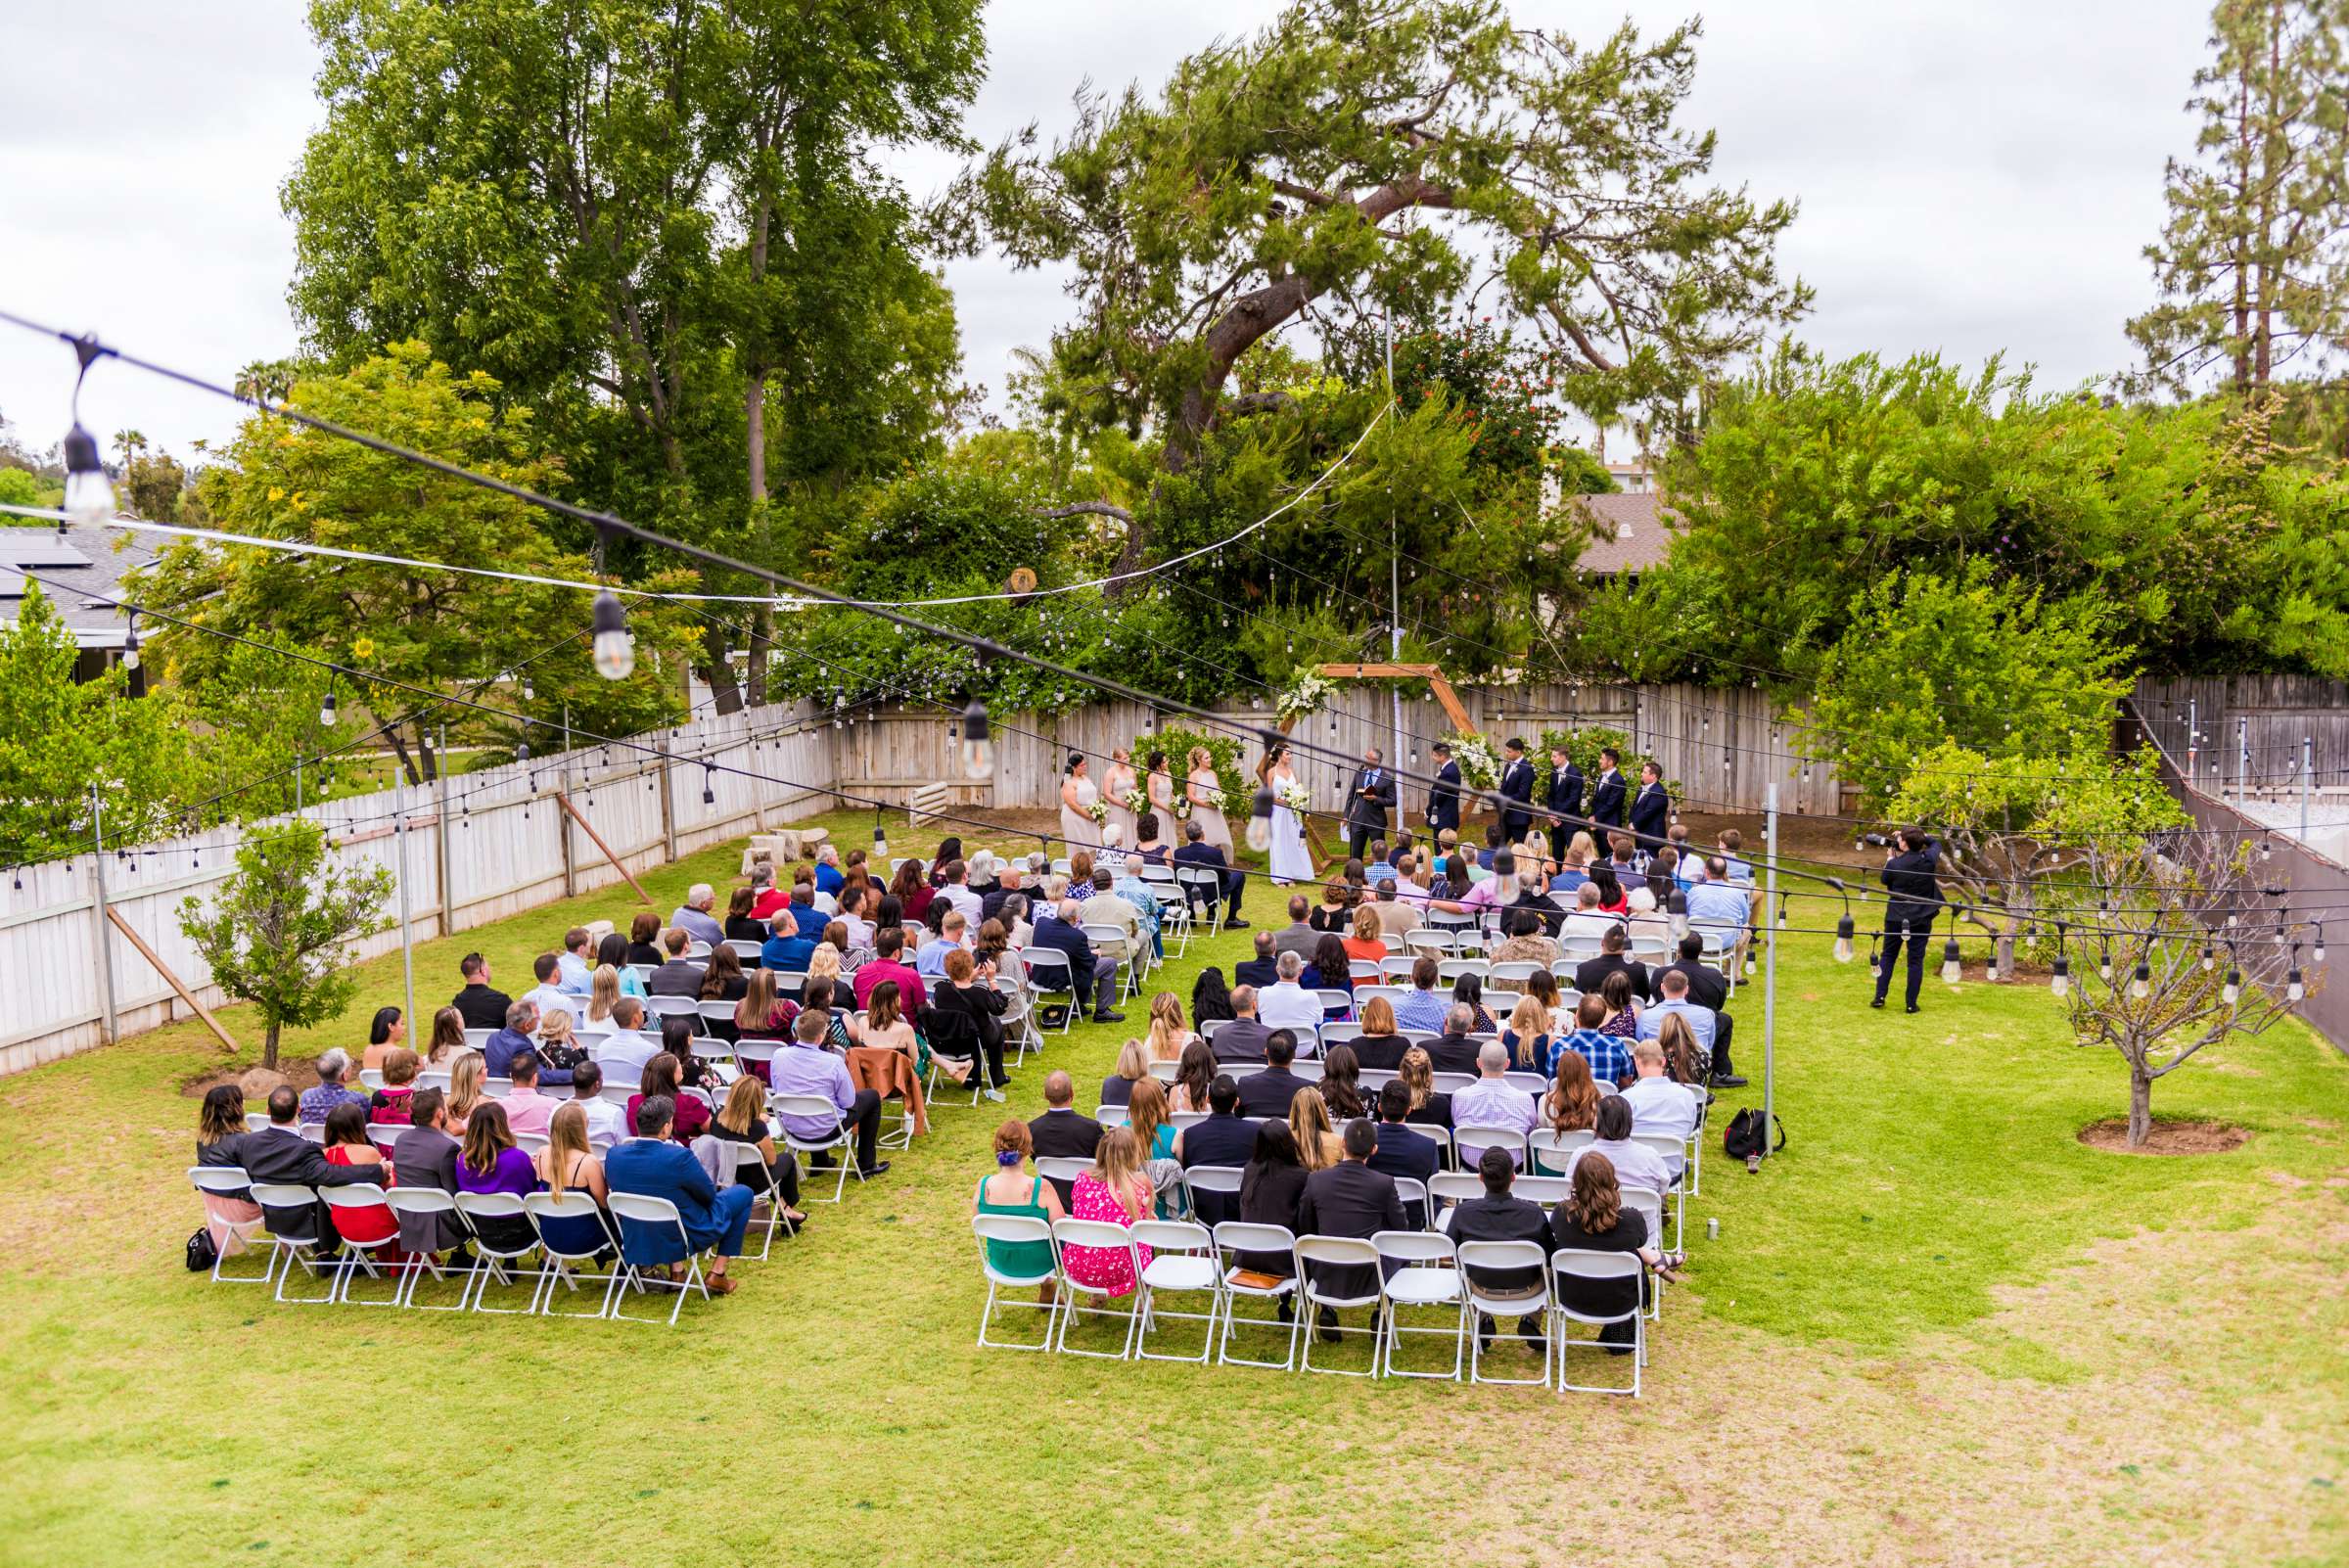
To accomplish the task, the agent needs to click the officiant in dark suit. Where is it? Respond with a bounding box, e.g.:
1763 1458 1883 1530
1345 748 1397 861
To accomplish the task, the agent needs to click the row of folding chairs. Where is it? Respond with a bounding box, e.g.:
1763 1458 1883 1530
969 1217 1646 1393
186 1171 791 1325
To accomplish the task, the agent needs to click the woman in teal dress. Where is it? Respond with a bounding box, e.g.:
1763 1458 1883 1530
1126 1078 1185 1218
972 1121 1065 1298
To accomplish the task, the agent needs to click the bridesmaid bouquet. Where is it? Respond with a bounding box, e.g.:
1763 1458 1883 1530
1173 796 1193 821
1197 785 1225 812
1278 782 1313 813
1085 799 1111 825
1121 786 1149 815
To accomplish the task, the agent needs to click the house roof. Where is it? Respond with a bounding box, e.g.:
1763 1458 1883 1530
1567 490 1678 576
0 526 162 647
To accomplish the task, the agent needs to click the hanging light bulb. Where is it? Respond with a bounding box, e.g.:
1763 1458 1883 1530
2130 960 2150 1000
872 820 889 860
2097 949 2112 984
2260 836 2273 862
959 696 992 781
591 590 635 679
2223 967 2241 1006
120 611 139 671
2201 942 2215 972
2287 965 2305 1003
62 423 115 526
1833 913 1855 963
2050 953 2070 997
1941 934 1962 984
2316 925 2327 965
1246 785 1275 852
701 765 716 807
319 689 338 726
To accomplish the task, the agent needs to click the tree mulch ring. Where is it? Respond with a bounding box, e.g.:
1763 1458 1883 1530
2078 1118 2251 1156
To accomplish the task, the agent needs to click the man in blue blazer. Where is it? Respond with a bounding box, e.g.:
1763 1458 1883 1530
604 1096 756 1295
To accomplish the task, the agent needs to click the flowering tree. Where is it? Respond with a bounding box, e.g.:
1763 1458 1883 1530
2049 834 2309 1148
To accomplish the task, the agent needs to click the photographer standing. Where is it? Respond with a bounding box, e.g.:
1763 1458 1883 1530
1871 827 1942 1015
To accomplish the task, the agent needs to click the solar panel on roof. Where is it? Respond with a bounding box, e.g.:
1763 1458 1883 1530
0 541 92 568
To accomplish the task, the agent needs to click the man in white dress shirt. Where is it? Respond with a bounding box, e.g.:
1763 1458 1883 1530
591 998 661 1086
1257 950 1325 1038
1617 1038 1700 1181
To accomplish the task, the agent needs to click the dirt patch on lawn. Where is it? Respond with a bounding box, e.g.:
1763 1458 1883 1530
2077 1117 2251 1155
178 1062 318 1100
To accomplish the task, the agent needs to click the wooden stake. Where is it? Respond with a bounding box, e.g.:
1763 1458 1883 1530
555 792 655 905
104 905 239 1054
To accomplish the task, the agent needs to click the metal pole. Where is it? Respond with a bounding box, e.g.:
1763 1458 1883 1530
1760 781 1778 1166
2187 698 2196 788
2236 716 2247 806
295 758 303 813
657 729 678 861
1385 302 1404 770
88 785 118 1044
393 775 416 1033
435 722 455 938
2303 735 2314 839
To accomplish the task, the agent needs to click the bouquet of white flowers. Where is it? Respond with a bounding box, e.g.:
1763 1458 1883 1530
1278 782 1313 814
1121 786 1149 815
1197 785 1226 813
1085 798 1111 825
1173 796 1193 820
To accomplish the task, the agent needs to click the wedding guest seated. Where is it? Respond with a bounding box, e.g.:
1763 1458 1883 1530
451 952 512 1030
1451 1041 1539 1166
1341 906 1388 967
499 1050 563 1137
1544 1051 1603 1136
851 927 928 1016
454 1101 542 1261
1258 950 1324 1035
1365 1080 1440 1225
592 997 660 1085
1232 930 1281 990
531 1103 612 1256
486 999 565 1084
1316 1043 1367 1121
1170 820 1246 929
1061 1129 1155 1302
929 947 1011 1098
971 1120 1064 1306
520 953 573 1021
1237 1123 1309 1294
647 928 703 996
1350 995 1410 1072
318 1101 399 1257
557 927 596 992
424 1005 468 1066
1169 1039 1219 1115
298 1048 370 1126
1446 1144 1552 1351
1235 1030 1313 1119
773 1012 889 1179
1549 1149 1665 1352
1395 1048 1451 1129
1561 1095 1673 1194
368 1047 420 1126
194 1085 263 1258
624 912 665 968
1393 956 1450 1035
915 909 971 978
1209 987 1275 1065
761 907 819 975
362 1005 408 1072
389 1087 468 1258
1099 1037 1150 1111
1619 1037 1701 1181
1500 994 1554 1076
1575 925 1652 1006
1424 1003 1484 1076
1174 1074 1256 1225
1635 969 1717 1064
567 1062 625 1148
1287 1085 1343 1171
706 1075 806 1233
1026 1070 1102 1205
1295 1118 1404 1341
1490 908 1559 968
628 1053 710 1143
723 886 768 945
606 1094 756 1296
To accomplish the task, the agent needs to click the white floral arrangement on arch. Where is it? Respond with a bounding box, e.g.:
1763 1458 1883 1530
1272 670 1338 725
1447 732 1500 792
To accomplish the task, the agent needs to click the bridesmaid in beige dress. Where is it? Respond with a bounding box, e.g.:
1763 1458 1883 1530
1144 748 1176 834
1058 755 1099 857
1102 748 1138 853
1185 747 1232 852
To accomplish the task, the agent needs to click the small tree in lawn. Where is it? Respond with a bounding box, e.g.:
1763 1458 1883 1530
178 820 393 1070
2050 834 2311 1148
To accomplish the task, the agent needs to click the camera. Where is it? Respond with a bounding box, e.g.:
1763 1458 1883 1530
1859 832 1892 849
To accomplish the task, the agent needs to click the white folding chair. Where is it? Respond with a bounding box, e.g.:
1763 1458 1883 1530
357 1068 386 1091
1550 1248 1644 1395
1022 949 1078 1036
1372 1229 1464 1380
726 1142 791 1262
724 939 764 964
1295 1235 1385 1376
771 1092 865 1203
187 1167 271 1284
1082 922 1137 1001
451 1191 541 1313
971 1215 1059 1351
1619 1184 1669 1317
1457 1239 1552 1386
383 1188 467 1309
1131 1219 1221 1363
605 1192 710 1326
1049 1218 1144 1359
364 1123 405 1159
1095 1103 1131 1129
1490 961 1544 989
524 1192 624 1317
319 1183 407 1306
1426 1170 1481 1219
1314 989 1355 1022
464 1029 498 1050
1452 1125 1527 1170
247 1182 337 1305
644 995 706 1035
1515 1174 1572 1209
1632 1132 1688 1250
1527 1127 1592 1176
1211 1221 1300 1371
1174 864 1224 935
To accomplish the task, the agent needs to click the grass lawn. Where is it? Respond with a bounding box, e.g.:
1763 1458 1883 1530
0 807 2343 1567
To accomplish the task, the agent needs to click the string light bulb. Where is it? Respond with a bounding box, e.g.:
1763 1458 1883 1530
591 590 635 679
319 689 338 726
62 423 114 526
2223 966 2241 1006
701 766 715 807
2287 963 2305 1003
2201 942 2215 972
1833 913 1855 964
2130 960 2149 1000
872 819 889 860
959 697 992 781
1941 934 1961 984
2050 952 2070 997
120 611 139 671
1246 786 1275 852
2316 925 2327 965
2097 949 2112 984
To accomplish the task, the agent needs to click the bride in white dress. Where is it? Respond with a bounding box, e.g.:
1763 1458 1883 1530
1260 742 1314 887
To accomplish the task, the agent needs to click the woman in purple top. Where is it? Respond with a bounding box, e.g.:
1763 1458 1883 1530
455 1101 542 1253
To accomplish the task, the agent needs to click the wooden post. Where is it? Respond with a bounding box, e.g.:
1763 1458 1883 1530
1315 663 1474 734
657 734 678 862
557 792 654 905
558 752 578 899
106 905 239 1054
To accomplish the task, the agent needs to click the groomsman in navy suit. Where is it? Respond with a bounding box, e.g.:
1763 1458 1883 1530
1426 742 1462 834
1497 738 1536 846
1588 746 1627 831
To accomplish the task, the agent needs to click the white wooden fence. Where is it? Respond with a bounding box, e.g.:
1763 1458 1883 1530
0 704 830 1078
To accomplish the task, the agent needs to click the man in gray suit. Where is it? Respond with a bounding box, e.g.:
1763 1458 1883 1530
390 1087 470 1258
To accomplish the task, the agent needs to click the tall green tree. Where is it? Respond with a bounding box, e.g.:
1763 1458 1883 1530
969 0 1807 570
2126 0 2349 393
133 344 699 784
177 819 393 1070
0 584 198 865
283 0 985 710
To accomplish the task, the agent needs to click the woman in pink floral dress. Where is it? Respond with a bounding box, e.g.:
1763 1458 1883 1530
1061 1128 1154 1298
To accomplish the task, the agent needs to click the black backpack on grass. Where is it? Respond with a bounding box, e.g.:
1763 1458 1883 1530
186 1226 218 1272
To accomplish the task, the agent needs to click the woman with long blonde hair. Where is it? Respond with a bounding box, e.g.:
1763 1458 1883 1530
1395 1047 1451 1128
585 964 622 1026
1287 1086 1342 1171
444 1049 486 1130
1060 1127 1155 1299
706 1074 806 1230
536 1102 607 1203
1143 992 1192 1063
1503 993 1553 1075
1654 1010 1706 1086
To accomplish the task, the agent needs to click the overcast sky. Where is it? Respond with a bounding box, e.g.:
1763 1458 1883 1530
0 0 2212 463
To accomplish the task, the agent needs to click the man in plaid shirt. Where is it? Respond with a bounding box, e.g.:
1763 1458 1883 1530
1555 994 1635 1087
